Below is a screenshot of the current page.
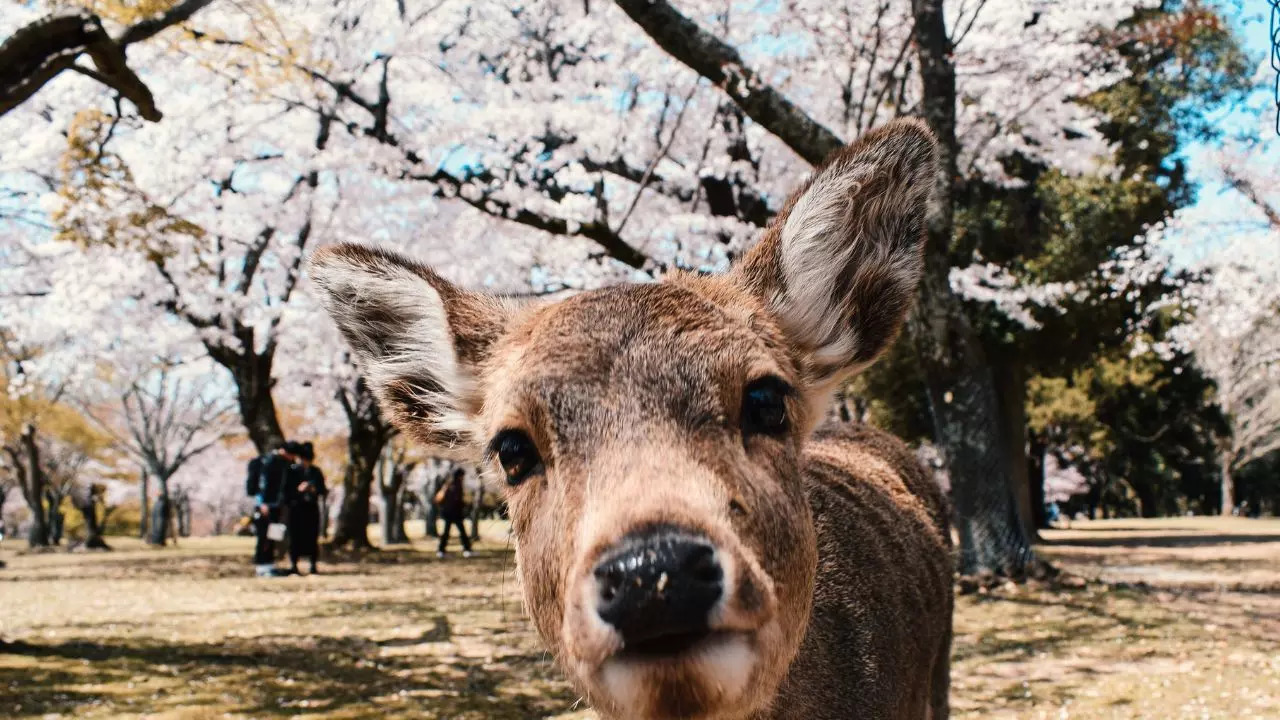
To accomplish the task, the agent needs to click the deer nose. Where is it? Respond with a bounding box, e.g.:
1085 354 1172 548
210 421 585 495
593 531 724 648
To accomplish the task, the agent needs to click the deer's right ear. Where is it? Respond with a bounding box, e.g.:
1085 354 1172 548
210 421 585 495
308 243 513 451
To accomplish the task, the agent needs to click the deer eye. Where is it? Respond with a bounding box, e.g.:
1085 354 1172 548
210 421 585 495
742 377 791 436
490 430 544 486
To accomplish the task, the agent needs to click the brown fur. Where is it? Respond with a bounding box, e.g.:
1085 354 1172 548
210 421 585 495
309 118 954 720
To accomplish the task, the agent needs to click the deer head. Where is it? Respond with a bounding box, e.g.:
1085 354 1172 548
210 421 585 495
309 119 937 720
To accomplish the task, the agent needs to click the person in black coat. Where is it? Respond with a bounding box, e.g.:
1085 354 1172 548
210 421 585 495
286 442 328 575
435 467 472 558
247 441 298 577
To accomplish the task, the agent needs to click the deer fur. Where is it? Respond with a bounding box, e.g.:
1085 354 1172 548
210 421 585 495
309 118 954 720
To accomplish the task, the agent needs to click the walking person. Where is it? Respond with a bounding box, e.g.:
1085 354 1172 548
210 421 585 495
246 441 298 577
435 467 472 558
286 442 328 575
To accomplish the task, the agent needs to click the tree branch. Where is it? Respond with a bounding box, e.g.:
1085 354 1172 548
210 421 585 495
611 0 843 166
0 1 215 121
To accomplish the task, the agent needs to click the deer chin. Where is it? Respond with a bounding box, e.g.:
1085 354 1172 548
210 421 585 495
593 629 764 720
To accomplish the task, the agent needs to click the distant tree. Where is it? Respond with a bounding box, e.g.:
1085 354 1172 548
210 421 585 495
86 362 234 545
70 482 111 549
1179 261 1280 514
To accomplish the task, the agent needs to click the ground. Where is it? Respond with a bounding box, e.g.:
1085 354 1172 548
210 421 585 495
1 517 1278 719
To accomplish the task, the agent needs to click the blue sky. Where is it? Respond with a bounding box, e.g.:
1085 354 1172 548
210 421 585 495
1171 0 1279 267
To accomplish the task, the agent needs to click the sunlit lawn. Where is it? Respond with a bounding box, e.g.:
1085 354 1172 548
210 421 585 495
2 517 1278 719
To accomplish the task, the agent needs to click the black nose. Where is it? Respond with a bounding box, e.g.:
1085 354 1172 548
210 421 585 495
593 530 724 650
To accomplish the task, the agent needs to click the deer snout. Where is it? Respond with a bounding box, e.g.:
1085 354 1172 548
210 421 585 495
592 530 724 654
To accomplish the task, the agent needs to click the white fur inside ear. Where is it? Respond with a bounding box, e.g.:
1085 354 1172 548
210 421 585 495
311 255 477 446
776 157 871 362
773 157 923 372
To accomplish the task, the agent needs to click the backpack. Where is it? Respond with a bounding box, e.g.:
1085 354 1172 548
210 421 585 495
245 456 265 497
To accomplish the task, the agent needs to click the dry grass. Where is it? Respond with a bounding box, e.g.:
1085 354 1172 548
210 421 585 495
1 517 1278 719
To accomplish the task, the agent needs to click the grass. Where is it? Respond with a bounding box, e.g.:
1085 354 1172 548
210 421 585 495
1 517 1278 719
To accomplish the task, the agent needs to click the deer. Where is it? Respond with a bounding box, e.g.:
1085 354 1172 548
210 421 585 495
308 118 954 720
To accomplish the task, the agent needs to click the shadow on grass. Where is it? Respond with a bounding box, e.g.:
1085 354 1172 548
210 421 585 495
0 633 576 719
952 586 1179 666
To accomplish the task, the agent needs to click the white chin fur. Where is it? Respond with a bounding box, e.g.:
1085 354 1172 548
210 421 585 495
597 633 756 717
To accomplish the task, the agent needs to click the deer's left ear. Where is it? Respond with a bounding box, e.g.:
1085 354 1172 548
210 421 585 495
733 118 937 383
308 244 515 453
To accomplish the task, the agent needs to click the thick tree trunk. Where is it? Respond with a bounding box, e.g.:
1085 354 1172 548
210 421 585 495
331 379 394 551
1220 455 1234 516
231 353 286 456
909 0 1040 579
331 460 376 550
992 358 1037 541
205 337 286 456
138 469 149 540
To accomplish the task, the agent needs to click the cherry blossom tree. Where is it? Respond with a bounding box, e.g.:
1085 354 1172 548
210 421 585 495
0 0 1259 569
1176 252 1280 514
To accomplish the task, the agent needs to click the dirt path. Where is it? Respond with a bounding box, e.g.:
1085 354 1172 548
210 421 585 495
1 518 1277 719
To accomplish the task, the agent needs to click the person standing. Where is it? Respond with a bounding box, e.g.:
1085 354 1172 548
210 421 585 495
286 442 328 575
435 467 472 558
246 441 298 577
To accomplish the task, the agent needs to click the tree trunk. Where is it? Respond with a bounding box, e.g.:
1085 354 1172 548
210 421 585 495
206 340 286 456
331 460 375 549
379 464 409 546
992 357 1037 542
318 495 329 540
470 481 484 542
175 490 192 537
1220 453 1234 516
909 0 1040 579
331 379 394 551
1027 432 1048 529
72 487 110 550
17 425 49 547
230 352 286 455
45 489 64 546
425 475 442 538
138 469 149 540
149 476 172 546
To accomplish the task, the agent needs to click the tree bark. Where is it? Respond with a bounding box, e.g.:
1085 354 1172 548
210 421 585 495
148 475 172 546
213 346 286 456
16 425 49 547
0 0 216 120
330 380 393 550
992 357 1036 541
331 460 375 550
72 485 110 550
138 469 149 540
908 0 1040 578
1220 453 1234 516
378 462 409 545
1027 432 1048 529
424 475 443 538
470 481 484 542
